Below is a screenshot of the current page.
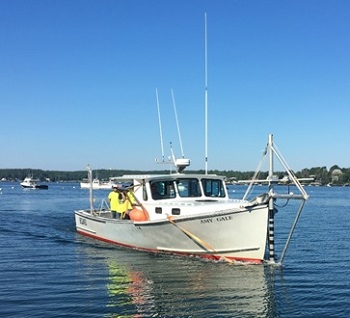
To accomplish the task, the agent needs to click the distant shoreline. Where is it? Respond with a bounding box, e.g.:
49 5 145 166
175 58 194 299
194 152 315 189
1 166 349 187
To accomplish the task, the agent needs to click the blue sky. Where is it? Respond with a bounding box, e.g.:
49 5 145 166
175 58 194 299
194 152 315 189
1 0 349 172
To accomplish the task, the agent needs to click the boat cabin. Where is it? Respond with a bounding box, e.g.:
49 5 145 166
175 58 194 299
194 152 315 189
146 176 226 201
120 174 231 221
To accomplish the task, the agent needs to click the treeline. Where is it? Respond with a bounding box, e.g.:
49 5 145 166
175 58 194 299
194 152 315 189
0 168 148 182
221 165 350 185
1 165 349 185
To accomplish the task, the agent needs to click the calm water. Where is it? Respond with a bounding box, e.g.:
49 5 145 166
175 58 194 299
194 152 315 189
0 182 349 317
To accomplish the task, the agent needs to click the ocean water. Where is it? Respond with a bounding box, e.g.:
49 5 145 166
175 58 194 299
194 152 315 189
0 182 350 317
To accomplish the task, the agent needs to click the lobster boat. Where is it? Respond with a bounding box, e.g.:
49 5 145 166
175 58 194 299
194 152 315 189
75 135 309 264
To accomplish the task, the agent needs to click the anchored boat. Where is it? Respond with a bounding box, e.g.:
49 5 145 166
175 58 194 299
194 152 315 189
74 134 308 264
20 176 48 189
80 178 116 190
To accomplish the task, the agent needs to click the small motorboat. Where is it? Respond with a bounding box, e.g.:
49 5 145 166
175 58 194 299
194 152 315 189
20 176 48 189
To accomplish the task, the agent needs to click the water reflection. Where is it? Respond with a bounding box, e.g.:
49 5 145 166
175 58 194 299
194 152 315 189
77 239 279 317
106 259 154 317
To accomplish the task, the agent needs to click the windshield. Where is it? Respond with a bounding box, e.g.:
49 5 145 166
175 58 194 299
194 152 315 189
201 178 226 198
176 178 201 198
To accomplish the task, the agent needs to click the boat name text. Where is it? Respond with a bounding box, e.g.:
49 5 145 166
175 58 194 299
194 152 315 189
200 215 232 224
79 218 87 226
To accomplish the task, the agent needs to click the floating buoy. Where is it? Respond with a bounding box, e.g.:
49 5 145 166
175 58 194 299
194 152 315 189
129 208 148 221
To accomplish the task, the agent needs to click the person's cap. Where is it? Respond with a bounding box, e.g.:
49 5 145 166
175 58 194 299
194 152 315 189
112 184 119 189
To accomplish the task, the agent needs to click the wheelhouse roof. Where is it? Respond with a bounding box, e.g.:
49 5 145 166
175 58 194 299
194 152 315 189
111 173 225 183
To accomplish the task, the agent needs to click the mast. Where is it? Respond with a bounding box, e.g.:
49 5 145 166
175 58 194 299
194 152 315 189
87 164 94 212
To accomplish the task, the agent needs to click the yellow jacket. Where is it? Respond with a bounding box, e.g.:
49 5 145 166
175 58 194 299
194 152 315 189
125 191 135 211
108 191 126 213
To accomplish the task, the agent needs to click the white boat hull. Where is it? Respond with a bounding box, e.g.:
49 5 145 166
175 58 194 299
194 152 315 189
20 177 48 189
75 204 269 263
80 181 115 190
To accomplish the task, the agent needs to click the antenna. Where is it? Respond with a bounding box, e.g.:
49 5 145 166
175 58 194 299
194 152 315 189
156 88 165 162
171 89 185 158
155 89 191 173
204 12 208 174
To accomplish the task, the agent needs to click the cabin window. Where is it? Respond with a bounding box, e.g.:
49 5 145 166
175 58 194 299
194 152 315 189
150 181 176 200
155 207 162 214
201 179 226 198
176 178 201 197
172 208 180 215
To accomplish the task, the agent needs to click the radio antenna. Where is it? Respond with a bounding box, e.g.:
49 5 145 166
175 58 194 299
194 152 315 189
204 12 208 174
156 88 165 162
171 89 185 158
